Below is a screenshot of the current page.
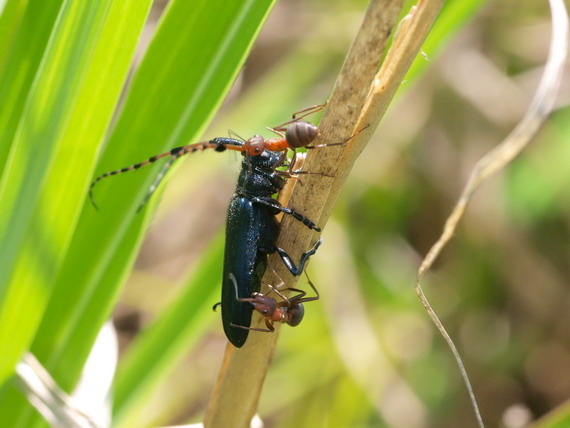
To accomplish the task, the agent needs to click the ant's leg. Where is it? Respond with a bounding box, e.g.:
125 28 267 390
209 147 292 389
275 166 332 180
239 152 260 193
263 263 286 291
230 320 275 333
275 288 307 303
291 103 327 120
305 123 370 150
267 127 285 138
271 103 327 133
298 270 320 303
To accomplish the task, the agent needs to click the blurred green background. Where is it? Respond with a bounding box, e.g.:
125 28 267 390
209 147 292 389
1 0 568 427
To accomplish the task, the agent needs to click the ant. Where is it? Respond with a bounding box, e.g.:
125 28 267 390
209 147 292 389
88 103 346 211
228 270 320 333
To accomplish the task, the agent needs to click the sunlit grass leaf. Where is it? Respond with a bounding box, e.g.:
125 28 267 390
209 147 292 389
29 0 276 391
0 0 65 177
114 236 224 427
0 0 276 425
0 0 153 386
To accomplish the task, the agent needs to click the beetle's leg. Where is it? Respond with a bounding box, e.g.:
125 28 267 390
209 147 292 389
249 196 321 232
271 238 322 276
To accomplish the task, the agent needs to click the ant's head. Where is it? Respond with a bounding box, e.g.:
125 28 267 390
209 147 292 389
243 134 265 156
249 292 278 316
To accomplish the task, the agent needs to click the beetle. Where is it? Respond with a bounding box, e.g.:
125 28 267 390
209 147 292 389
89 114 332 347
221 146 321 347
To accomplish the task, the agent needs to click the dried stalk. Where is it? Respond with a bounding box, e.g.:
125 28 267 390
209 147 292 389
414 1 568 427
205 0 446 426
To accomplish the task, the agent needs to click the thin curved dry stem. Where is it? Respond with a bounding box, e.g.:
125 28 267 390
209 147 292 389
205 0 448 426
15 353 104 428
415 1 568 428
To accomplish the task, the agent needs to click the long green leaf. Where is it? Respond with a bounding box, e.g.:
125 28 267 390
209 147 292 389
0 0 152 385
0 0 65 176
0 0 153 424
531 401 570 428
2 0 275 422
29 0 275 393
114 236 224 427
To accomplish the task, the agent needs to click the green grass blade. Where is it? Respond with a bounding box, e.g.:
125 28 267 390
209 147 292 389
406 0 490 81
531 402 570 428
0 0 152 387
114 236 224 427
27 0 275 403
0 0 64 176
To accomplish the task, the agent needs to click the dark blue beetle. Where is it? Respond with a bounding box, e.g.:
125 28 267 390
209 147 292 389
90 123 323 348
221 144 321 347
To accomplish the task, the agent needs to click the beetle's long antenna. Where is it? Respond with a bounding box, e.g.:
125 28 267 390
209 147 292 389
89 138 244 210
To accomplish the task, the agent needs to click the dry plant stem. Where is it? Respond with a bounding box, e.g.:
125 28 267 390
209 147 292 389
418 0 568 279
16 353 104 428
414 1 568 428
205 0 447 425
204 157 305 428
